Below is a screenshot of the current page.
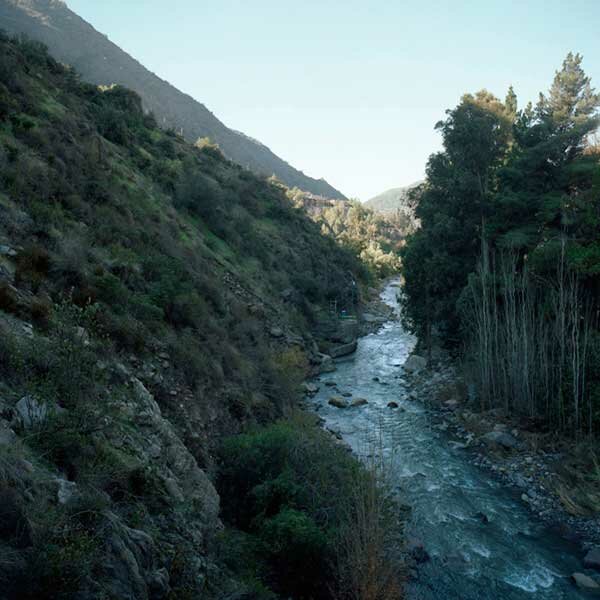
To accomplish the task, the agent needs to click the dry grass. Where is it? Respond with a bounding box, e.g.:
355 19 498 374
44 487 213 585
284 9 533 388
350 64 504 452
332 468 405 600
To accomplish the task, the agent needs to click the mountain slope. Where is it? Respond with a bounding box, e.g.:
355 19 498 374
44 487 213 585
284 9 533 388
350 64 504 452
0 0 347 199
0 34 365 597
364 182 421 216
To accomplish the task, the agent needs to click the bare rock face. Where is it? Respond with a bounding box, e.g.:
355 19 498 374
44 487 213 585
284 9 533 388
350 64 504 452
14 395 48 429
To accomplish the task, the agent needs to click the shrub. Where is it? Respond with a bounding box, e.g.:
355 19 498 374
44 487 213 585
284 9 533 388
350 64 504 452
215 418 403 599
15 244 50 291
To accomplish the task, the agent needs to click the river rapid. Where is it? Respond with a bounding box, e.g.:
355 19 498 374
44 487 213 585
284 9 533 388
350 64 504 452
309 281 590 599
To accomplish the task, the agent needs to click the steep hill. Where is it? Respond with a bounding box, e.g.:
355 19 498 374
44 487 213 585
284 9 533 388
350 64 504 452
364 182 421 217
0 0 347 199
0 34 366 598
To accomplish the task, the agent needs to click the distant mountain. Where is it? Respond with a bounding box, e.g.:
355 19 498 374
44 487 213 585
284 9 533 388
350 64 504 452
0 0 346 199
364 182 422 216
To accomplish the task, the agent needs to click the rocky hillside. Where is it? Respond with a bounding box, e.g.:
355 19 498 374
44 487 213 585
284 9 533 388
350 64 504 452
0 0 346 199
0 34 366 598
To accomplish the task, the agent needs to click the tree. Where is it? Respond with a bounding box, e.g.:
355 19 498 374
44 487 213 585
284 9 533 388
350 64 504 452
401 91 512 341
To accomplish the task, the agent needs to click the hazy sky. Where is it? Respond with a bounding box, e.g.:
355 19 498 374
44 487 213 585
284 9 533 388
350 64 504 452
67 0 600 200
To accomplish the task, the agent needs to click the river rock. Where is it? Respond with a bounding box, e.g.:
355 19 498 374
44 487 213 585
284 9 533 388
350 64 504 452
387 401 399 408
328 397 349 409
301 382 319 395
404 354 427 373
475 511 489 524
584 548 600 571
351 398 368 407
269 326 284 338
481 430 519 450
328 340 358 358
572 572 600 591
341 392 352 398
324 381 337 387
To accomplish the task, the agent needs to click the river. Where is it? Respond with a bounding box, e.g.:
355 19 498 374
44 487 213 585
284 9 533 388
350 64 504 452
309 281 590 599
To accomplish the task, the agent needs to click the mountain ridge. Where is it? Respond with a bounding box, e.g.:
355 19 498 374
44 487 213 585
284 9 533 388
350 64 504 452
0 0 347 199
364 181 422 216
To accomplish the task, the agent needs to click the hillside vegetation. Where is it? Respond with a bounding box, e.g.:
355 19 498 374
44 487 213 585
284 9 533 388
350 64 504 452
288 189 406 278
0 0 346 199
401 54 600 438
0 34 395 599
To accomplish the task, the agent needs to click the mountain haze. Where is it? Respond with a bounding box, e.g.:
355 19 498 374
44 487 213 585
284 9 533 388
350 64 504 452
0 0 347 199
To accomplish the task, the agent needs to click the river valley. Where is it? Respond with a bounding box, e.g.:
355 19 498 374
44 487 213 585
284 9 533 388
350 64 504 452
309 281 591 599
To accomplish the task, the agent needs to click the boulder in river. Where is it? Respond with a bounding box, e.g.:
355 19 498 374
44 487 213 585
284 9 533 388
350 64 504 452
351 398 368 407
404 354 427 373
571 572 600 591
584 548 600 571
328 397 349 409
474 511 489 524
387 401 399 409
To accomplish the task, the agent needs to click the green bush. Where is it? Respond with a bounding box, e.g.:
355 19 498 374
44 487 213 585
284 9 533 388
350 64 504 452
217 418 366 599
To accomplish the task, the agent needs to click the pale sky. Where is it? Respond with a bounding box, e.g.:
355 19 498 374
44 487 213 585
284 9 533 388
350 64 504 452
67 0 600 200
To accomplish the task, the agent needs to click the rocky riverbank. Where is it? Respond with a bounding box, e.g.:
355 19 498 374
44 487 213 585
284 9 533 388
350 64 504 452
402 352 600 590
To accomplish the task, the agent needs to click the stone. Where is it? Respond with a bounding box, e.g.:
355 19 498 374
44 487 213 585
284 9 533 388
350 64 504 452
318 354 336 373
351 398 368 407
269 326 284 338
387 401 399 408
571 572 600 591
324 381 337 387
328 397 349 409
75 326 90 346
481 430 519 450
474 511 489 524
54 478 77 505
362 313 387 324
341 392 352 398
0 421 16 446
301 382 319 395
0 245 17 257
164 478 184 504
404 354 427 373
584 548 600 571
328 340 358 358
14 395 48 429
